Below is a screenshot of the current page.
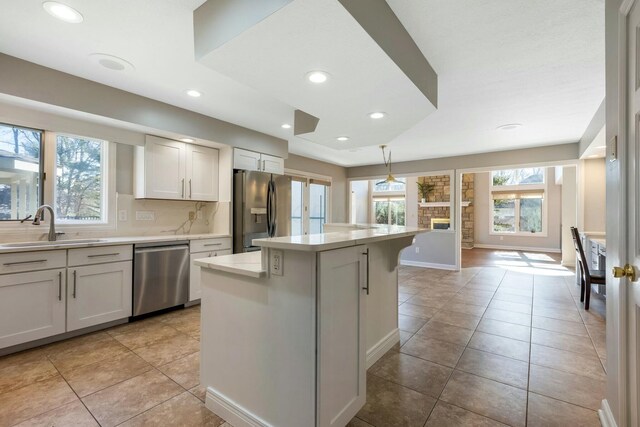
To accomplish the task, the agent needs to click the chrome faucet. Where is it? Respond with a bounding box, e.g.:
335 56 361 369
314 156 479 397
32 205 60 241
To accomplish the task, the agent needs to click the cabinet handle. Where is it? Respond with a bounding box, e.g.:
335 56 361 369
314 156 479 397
4 259 46 266
181 179 185 198
189 179 192 198
87 253 119 258
72 270 77 299
362 249 370 295
203 243 222 247
58 271 62 301
263 160 266 171
256 158 261 170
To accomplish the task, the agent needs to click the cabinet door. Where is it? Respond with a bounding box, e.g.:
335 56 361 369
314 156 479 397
189 249 231 302
67 261 132 332
260 154 284 175
0 269 66 349
186 144 219 201
317 245 366 427
145 136 186 199
233 148 261 171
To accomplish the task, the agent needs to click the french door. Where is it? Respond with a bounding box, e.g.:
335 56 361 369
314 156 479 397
290 175 330 236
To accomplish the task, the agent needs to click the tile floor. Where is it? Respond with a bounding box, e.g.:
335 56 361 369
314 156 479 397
0 252 606 427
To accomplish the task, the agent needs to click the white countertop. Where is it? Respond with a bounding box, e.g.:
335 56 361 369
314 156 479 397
252 224 425 251
0 233 231 253
194 251 266 278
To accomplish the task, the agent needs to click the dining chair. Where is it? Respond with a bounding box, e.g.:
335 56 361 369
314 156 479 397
570 227 605 310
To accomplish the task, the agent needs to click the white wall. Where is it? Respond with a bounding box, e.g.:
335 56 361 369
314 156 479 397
473 168 562 252
581 158 606 232
560 166 578 266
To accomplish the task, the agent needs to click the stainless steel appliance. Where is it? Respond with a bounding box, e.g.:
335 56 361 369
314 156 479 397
133 241 189 316
234 170 291 253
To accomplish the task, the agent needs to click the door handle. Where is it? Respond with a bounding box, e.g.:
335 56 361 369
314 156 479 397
362 249 370 295
58 271 62 301
72 270 77 298
612 264 637 282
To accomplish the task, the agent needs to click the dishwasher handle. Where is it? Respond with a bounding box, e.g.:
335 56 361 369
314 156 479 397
134 245 189 255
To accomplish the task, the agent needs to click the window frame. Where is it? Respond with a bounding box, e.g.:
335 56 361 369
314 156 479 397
0 122 45 221
489 168 548 237
369 178 407 226
43 132 116 230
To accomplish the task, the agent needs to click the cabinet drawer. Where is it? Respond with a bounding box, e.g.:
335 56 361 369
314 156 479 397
190 238 231 253
0 250 66 275
68 245 133 266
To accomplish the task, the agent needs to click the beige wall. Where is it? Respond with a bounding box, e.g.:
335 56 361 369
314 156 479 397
582 159 606 232
474 169 562 251
284 153 349 223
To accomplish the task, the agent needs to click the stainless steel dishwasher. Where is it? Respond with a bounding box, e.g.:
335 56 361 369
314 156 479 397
133 241 189 316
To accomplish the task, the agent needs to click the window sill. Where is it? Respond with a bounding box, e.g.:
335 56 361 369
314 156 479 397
489 232 548 238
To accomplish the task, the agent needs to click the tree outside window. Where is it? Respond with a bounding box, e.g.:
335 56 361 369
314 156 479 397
491 168 545 235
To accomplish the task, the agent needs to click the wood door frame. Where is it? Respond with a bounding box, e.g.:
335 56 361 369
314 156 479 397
601 1 635 425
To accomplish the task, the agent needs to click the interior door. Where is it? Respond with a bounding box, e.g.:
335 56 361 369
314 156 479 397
626 3 640 424
186 144 219 201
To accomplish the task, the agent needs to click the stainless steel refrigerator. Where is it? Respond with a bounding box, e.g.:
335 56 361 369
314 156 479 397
233 170 291 253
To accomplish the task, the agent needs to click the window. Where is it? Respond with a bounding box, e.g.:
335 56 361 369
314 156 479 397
491 168 546 235
0 124 43 220
55 134 107 223
289 174 331 235
372 178 406 226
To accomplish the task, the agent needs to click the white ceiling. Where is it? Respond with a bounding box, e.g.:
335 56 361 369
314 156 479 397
0 0 604 167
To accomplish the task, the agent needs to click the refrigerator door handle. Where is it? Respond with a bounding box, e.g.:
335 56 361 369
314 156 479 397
266 180 273 237
270 180 277 236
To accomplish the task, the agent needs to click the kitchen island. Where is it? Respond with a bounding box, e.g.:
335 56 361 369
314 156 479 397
195 224 425 427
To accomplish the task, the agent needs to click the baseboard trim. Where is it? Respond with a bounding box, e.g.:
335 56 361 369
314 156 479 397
206 387 270 427
473 244 561 253
598 399 617 427
366 328 400 369
400 260 457 271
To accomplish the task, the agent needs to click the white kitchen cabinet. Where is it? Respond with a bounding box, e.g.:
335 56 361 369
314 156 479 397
317 245 367 427
189 249 231 302
66 261 132 332
0 269 66 349
135 135 219 201
233 148 284 175
233 148 261 171
186 144 219 201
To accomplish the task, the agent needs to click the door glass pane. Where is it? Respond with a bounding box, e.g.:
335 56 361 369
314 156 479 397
493 198 516 232
291 180 304 236
0 124 42 220
390 199 406 226
374 200 389 225
519 197 543 233
309 183 327 234
55 135 105 222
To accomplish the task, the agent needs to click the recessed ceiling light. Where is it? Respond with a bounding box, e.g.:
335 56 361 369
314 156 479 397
42 1 83 23
369 112 386 119
497 123 523 131
186 90 202 98
337 136 349 141
306 71 329 84
89 53 134 71
281 124 291 129
180 138 195 143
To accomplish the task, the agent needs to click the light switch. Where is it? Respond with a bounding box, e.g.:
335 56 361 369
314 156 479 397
118 210 127 221
271 249 283 276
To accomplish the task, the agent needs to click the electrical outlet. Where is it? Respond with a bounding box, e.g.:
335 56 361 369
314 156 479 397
271 249 283 276
188 211 196 221
118 210 127 221
135 211 155 221
415 246 420 254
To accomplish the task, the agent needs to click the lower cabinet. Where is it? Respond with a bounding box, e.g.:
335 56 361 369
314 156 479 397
316 245 367 427
0 269 66 349
189 249 231 302
67 261 133 332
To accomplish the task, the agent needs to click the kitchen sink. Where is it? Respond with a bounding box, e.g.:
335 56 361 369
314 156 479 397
1 239 107 248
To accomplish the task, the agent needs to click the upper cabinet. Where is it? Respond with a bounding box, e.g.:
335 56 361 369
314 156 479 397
233 148 284 175
135 136 219 201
